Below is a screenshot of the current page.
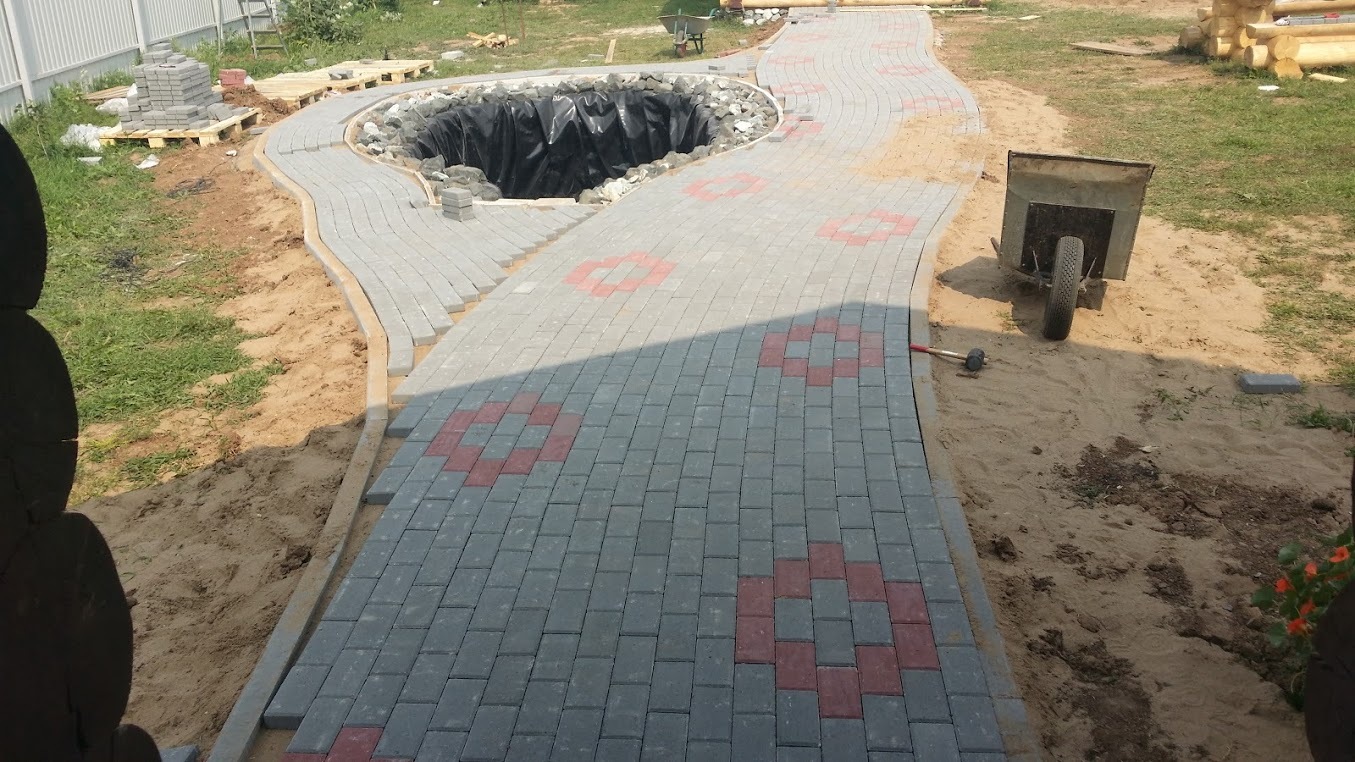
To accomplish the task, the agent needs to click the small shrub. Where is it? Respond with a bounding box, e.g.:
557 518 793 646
283 0 362 44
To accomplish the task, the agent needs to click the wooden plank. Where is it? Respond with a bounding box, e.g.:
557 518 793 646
83 85 130 103
1310 71 1349 80
605 38 617 63
1071 41 1156 55
98 109 261 147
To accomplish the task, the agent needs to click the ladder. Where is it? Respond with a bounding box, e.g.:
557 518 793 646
237 0 288 58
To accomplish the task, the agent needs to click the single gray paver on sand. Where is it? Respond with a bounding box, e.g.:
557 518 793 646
265 9 1031 760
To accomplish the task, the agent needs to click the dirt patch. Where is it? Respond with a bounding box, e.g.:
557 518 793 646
76 139 366 750
223 86 297 123
923 69 1352 758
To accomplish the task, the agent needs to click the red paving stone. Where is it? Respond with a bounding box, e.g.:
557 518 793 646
506 392 540 414
813 316 839 333
737 577 774 617
501 448 540 475
845 563 887 602
527 403 561 426
856 646 903 695
472 402 509 424
788 324 814 342
539 435 575 462
774 559 812 598
551 414 583 437
464 458 504 487
836 324 862 342
816 667 864 718
444 445 482 472
736 616 775 663
782 358 809 377
893 623 941 670
806 366 834 387
833 358 859 378
327 727 382 760
808 543 846 579
885 582 929 623
775 641 818 691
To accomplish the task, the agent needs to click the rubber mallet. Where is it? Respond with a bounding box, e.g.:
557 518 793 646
909 343 986 372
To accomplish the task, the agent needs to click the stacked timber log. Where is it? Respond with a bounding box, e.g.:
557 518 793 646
1180 0 1355 78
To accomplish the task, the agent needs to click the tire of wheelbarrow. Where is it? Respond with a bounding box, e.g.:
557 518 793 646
1042 236 1083 341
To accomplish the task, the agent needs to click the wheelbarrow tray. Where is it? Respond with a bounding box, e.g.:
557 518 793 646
659 13 716 35
997 151 1154 282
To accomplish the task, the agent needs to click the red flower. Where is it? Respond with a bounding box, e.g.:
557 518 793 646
1331 546 1351 564
1300 600 1317 617
1306 562 1319 579
1288 617 1309 636
1275 578 1292 594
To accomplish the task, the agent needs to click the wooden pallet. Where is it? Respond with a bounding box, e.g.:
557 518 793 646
253 72 382 107
98 109 261 148
326 59 436 84
83 85 131 103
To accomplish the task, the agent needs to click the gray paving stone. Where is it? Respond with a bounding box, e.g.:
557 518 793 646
902 670 951 722
603 683 651 738
506 734 555 762
821 719 868 762
910 723 962 762
416 731 469 761
614 635 658 684
688 740 733 762
658 613 699 661
949 695 1004 753
733 714 777 762
648 660 694 712
265 664 329 729
401 652 454 704
318 648 377 699
690 685 734 741
597 738 644 761
864 695 912 751
287 696 352 753
566 656 614 708
641 712 689 761
579 607 626 656
930 601 976 646
375 702 438 758
515 679 568 735
938 646 990 696
776 598 815 642
779 747 822 762
622 592 663 636
776 691 821 747
462 705 518 760
553 708 605 761
347 673 405 726
811 579 851 621
852 601 894 645
431 678 487 731
452 631 502 679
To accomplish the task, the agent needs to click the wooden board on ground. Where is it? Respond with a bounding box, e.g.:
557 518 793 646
1310 71 1349 81
1071 41 1156 55
98 109 261 148
255 72 382 107
83 85 131 103
324 59 436 84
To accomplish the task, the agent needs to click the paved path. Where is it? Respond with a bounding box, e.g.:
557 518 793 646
263 10 1027 761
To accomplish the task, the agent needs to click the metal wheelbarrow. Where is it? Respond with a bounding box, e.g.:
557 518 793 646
659 11 716 57
992 151 1155 340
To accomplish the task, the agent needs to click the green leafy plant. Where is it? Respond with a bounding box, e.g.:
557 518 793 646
283 0 362 44
1251 527 1355 700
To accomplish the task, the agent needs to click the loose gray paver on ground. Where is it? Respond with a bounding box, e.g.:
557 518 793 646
265 10 1032 760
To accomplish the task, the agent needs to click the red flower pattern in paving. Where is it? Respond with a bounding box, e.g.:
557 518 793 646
877 63 929 77
424 392 582 487
770 54 816 66
563 251 675 297
901 95 966 112
784 118 824 140
735 541 939 719
793 31 832 43
684 172 769 202
871 39 914 51
757 318 884 386
816 209 919 246
774 81 828 97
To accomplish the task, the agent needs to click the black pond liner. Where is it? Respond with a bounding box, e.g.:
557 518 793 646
411 90 720 199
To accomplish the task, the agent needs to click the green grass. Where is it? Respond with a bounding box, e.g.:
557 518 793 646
948 3 1355 388
121 447 195 486
203 360 286 411
10 86 261 495
1291 403 1355 434
190 0 757 82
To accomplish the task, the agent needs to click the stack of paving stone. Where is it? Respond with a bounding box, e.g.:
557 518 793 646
120 43 248 131
440 187 475 221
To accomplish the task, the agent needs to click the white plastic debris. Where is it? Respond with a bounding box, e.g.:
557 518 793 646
1258 85 1280 92
126 83 138 99
136 154 160 170
96 97 129 116
78 156 102 165
225 149 238 157
1018 14 1041 20
60 124 117 152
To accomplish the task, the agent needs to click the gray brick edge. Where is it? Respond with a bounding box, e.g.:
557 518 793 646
203 134 393 762
904 34 1043 762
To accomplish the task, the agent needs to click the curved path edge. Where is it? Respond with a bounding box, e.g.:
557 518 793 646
205 138 393 762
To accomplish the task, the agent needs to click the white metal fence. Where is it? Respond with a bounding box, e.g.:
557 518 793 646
0 0 249 119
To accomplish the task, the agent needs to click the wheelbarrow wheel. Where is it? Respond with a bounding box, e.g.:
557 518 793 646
1042 236 1083 341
